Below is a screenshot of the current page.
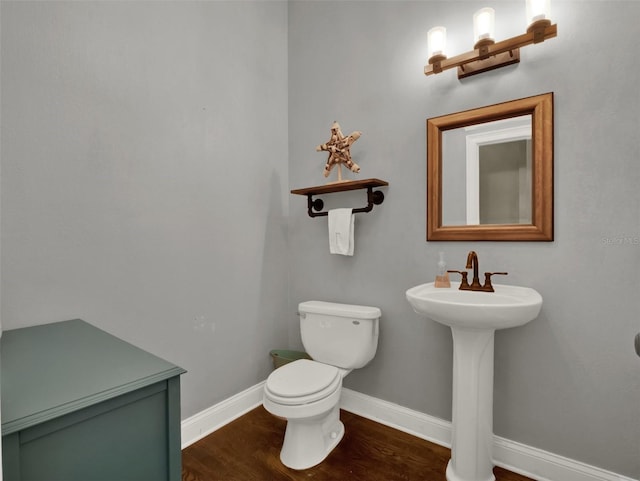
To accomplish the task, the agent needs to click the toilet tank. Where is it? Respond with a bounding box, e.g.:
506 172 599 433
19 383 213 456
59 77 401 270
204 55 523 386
299 301 381 369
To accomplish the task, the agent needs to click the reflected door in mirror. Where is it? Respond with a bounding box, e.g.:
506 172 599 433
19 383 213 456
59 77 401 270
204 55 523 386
442 115 532 226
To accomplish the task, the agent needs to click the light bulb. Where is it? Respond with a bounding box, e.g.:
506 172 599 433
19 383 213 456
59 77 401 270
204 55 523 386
526 0 551 28
428 26 447 61
473 8 495 45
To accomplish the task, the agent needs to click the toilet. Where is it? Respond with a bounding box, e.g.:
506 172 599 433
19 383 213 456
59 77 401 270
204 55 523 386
263 300 381 470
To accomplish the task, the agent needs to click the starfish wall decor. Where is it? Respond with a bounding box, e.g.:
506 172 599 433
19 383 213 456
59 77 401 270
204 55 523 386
316 121 362 183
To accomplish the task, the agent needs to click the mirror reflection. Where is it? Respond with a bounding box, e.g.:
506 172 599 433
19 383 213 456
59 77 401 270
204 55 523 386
442 116 532 225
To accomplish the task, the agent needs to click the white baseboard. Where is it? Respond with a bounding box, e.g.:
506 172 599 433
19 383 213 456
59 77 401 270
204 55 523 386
180 381 265 449
492 436 637 481
340 387 453 448
341 388 637 481
181 383 637 481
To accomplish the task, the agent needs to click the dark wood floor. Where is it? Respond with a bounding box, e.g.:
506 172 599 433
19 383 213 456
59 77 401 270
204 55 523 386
182 406 535 481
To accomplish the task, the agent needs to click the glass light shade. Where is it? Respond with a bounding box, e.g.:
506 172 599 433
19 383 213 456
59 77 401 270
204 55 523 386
526 0 551 27
428 26 447 59
473 8 495 44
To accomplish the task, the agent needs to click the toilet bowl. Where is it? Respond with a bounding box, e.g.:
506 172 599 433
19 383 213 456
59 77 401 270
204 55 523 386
264 359 347 469
263 300 380 470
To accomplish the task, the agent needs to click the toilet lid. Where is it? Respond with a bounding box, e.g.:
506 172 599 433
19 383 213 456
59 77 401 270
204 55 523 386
265 359 341 405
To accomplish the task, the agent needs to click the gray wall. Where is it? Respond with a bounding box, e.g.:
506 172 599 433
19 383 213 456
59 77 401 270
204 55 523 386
1 1 639 479
288 1 639 478
442 127 467 225
479 140 529 224
0 1 290 418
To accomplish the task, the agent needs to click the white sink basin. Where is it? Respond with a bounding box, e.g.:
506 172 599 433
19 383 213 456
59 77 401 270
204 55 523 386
406 282 542 330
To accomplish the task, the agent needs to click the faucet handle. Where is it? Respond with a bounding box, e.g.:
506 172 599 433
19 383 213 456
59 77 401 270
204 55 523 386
448 270 470 290
483 272 508 291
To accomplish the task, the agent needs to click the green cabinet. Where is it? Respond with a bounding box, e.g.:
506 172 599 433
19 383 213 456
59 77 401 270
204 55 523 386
1 319 186 481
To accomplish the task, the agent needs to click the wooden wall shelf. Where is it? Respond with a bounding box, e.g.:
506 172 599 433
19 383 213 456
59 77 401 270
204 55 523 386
291 178 388 218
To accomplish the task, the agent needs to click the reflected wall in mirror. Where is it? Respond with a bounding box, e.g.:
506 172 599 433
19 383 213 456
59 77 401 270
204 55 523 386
427 93 553 241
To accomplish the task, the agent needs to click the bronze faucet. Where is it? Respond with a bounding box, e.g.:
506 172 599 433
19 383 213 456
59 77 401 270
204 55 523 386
448 251 508 292
466 251 482 289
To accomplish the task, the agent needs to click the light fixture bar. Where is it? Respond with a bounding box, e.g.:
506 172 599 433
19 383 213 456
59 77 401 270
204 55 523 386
458 49 521 79
424 22 557 78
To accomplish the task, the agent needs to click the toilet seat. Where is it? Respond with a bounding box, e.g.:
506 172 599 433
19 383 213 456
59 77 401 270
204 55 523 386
265 359 341 406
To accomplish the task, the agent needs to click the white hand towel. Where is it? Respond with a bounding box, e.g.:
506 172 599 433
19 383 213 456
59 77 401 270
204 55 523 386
328 208 355 256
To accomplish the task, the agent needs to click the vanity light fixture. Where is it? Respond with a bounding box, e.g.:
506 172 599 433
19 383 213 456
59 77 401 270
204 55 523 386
425 0 557 79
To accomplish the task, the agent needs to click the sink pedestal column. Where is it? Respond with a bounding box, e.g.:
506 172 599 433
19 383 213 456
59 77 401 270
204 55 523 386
446 327 496 481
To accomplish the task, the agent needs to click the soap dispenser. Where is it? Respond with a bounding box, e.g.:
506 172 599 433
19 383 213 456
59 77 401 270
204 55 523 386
434 251 451 288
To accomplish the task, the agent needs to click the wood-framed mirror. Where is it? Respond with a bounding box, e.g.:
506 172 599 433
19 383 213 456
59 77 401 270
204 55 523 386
427 92 553 241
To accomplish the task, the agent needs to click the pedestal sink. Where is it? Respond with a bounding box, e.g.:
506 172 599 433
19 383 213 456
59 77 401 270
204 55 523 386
406 282 542 481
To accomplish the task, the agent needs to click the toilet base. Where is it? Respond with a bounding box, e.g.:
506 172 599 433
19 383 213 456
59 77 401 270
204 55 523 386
280 405 344 470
